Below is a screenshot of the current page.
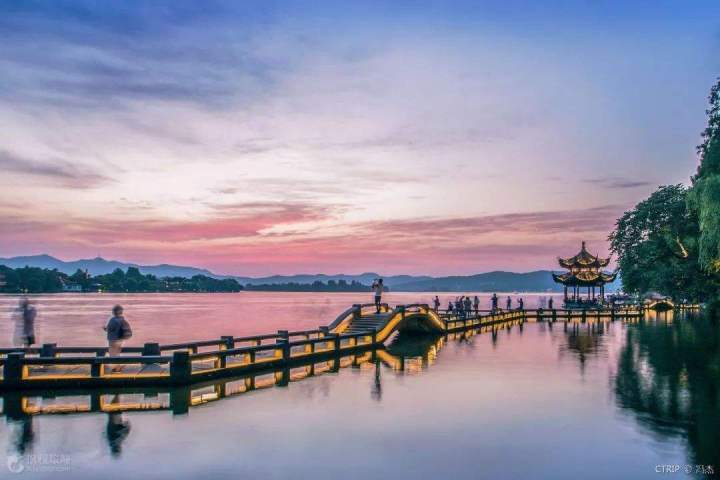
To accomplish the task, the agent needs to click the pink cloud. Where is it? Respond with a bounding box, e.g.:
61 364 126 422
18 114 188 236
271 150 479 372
0 204 623 276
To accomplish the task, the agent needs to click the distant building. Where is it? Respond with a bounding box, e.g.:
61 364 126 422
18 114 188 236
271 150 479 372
62 282 82 292
552 241 616 306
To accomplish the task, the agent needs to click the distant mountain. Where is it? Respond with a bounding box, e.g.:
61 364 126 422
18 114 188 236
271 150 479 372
0 254 621 292
0 254 216 278
391 270 621 292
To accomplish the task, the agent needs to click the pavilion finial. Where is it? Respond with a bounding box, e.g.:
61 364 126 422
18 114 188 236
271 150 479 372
581 240 586 250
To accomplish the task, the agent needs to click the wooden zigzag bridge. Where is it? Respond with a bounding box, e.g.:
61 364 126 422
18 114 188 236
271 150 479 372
0 304 644 391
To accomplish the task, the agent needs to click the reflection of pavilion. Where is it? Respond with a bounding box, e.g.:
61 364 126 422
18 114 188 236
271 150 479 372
553 241 616 307
560 322 609 373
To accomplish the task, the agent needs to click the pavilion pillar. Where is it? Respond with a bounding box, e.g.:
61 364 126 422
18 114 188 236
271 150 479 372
563 286 567 301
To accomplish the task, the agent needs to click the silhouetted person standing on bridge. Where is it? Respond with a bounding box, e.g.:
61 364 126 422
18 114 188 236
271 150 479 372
491 293 499 312
506 296 512 311
371 279 384 313
104 305 133 372
433 296 440 311
464 296 472 315
473 296 480 314
548 297 554 309
518 298 524 310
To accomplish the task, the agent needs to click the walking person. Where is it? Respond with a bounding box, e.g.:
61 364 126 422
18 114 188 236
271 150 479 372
13 298 37 347
371 278 384 313
506 296 512 311
103 305 132 372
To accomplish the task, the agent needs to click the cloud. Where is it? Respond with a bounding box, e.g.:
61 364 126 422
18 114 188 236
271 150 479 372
582 176 654 190
0 204 623 275
0 149 110 188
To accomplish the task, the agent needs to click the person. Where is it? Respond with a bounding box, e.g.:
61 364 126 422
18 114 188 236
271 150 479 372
464 296 472 315
14 298 36 347
433 295 440 311
506 296 512 311
456 297 464 319
548 297 554 309
371 278 384 313
518 297 524 310
473 295 480 314
103 305 132 372
447 301 454 313
491 293 499 312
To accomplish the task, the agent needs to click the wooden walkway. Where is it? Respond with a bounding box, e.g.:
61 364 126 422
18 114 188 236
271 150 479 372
0 304 644 391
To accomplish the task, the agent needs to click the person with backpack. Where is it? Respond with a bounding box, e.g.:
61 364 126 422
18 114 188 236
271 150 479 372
104 305 132 372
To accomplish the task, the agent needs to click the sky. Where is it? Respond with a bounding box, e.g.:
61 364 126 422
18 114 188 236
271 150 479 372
0 0 719 276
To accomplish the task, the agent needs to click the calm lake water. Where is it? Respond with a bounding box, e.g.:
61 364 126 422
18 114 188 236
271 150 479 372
0 293 717 479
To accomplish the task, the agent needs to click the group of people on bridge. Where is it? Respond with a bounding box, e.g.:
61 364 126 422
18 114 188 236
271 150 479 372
430 293 547 317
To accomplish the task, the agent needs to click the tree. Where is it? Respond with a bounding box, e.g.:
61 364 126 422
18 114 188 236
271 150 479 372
609 185 711 301
689 77 720 272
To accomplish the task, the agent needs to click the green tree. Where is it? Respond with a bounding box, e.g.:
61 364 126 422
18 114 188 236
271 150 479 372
609 185 711 301
689 78 720 272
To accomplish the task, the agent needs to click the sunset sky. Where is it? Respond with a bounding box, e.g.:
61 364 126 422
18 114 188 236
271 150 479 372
1 1 719 276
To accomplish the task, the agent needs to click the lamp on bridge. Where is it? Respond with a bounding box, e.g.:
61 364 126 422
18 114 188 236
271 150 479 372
552 241 616 308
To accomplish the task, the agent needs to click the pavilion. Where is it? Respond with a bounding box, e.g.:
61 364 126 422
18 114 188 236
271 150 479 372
552 241 616 306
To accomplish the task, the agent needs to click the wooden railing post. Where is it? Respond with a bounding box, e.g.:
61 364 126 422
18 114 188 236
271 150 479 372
170 351 192 384
40 343 57 358
91 351 104 377
333 333 341 352
4 352 25 386
143 342 161 356
276 338 290 361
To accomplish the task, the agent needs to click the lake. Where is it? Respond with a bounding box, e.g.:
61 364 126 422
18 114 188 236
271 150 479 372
0 293 717 479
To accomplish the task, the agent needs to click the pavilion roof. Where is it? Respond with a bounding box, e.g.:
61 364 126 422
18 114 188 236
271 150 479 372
558 241 610 269
552 271 617 286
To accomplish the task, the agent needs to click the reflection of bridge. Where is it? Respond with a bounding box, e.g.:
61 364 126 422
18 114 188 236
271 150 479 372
0 304 642 391
0 321 519 421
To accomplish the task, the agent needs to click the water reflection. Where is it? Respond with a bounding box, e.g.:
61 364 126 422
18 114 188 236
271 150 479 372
3 313 715 476
560 321 612 374
0 331 450 459
614 312 720 472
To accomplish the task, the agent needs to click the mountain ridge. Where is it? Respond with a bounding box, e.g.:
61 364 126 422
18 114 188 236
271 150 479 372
0 254 620 292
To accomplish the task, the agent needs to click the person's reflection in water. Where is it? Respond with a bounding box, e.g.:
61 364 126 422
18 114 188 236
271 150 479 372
371 361 382 402
105 395 131 457
9 416 35 456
